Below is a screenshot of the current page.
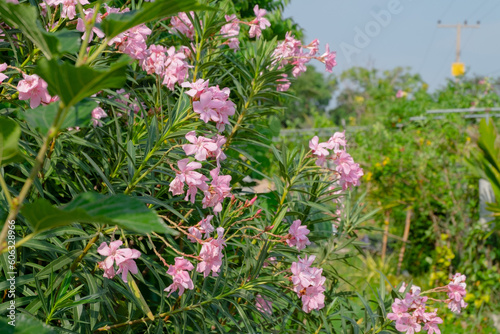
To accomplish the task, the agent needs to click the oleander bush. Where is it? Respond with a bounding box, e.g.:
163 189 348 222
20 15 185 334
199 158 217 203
0 1 471 333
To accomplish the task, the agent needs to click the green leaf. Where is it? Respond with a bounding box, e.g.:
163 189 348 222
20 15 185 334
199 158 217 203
0 117 22 165
0 313 58 334
99 0 207 39
34 57 130 108
0 1 81 59
21 99 97 133
20 192 177 235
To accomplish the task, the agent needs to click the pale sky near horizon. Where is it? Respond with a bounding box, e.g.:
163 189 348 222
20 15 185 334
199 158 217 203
283 0 500 91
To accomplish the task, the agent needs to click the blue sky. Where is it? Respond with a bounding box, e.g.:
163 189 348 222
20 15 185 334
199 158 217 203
283 0 500 91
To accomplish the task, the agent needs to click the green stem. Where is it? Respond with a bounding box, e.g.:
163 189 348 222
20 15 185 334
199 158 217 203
0 170 13 208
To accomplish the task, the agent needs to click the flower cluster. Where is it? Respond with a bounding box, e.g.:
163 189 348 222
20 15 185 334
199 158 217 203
165 257 194 297
196 227 226 277
17 73 52 109
183 131 227 163
291 255 326 313
272 33 337 77
286 219 311 251
110 23 152 61
76 8 105 42
170 12 196 40
446 273 468 313
309 132 364 190
188 215 214 242
189 82 236 132
389 274 468 334
97 241 141 283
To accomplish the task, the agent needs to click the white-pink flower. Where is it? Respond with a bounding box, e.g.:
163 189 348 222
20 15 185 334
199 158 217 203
182 79 209 100
319 44 337 73
290 255 326 313
446 273 467 314
91 106 107 127
309 136 332 166
286 219 311 251
165 257 194 297
162 46 191 91
17 73 52 109
333 151 364 190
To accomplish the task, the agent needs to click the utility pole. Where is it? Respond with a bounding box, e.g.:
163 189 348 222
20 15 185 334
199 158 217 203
437 20 480 76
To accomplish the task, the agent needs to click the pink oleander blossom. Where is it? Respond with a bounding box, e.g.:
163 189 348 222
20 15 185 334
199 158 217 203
59 0 90 20
165 257 194 296
162 46 191 91
183 131 219 161
309 136 333 166
141 44 168 75
91 107 107 127
0 63 7 83
276 73 291 92
192 86 235 132
248 5 271 38
97 240 141 283
319 44 337 72
446 273 468 314
256 294 273 315
196 227 226 277
76 8 105 42
17 73 52 109
286 219 311 251
333 151 363 190
169 158 209 203
202 167 232 213
170 12 195 40
328 131 346 153
290 255 326 313
182 79 209 100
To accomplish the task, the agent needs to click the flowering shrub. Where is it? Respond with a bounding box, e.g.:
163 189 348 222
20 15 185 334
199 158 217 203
0 0 469 332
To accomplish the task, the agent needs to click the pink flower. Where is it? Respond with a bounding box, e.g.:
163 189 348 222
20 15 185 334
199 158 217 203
263 256 277 268
76 8 105 42
162 46 191 91
169 158 209 203
423 311 443 334
182 79 209 99
183 131 219 161
256 294 273 315
170 12 195 40
333 151 363 190
196 227 226 277
328 131 346 153
396 89 406 98
446 273 467 314
17 73 52 109
192 86 235 132
141 45 168 75
0 63 7 83
290 255 326 313
202 167 232 213
165 257 194 296
97 240 141 283
91 107 107 127
187 226 202 243
248 5 271 38
199 215 214 238
111 24 152 60
221 14 240 37
319 44 337 73
276 73 291 92
287 219 311 251
59 0 90 20
394 316 421 334
309 136 332 166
